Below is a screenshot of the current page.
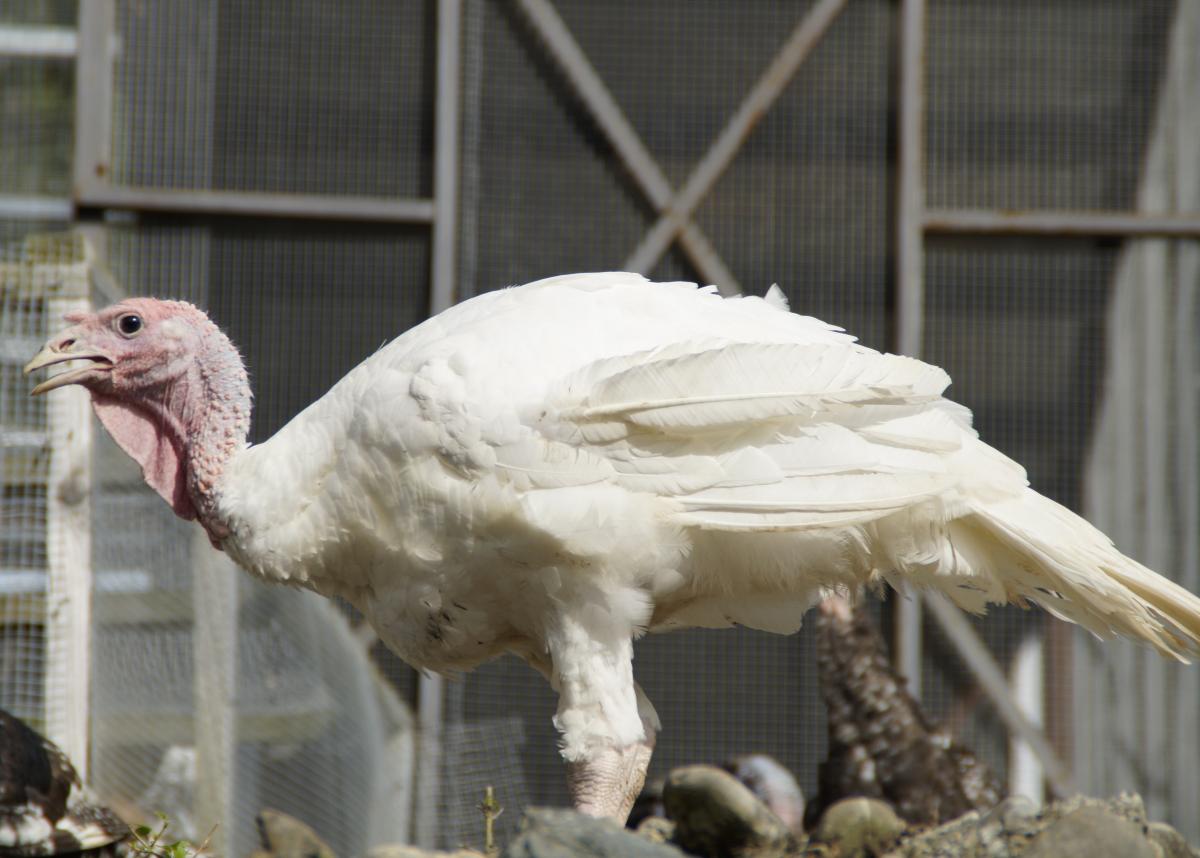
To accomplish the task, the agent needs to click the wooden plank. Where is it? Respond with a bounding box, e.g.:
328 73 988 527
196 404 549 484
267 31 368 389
0 591 193 626
72 0 115 205
191 529 238 858
1008 633 1045 804
43 290 93 779
94 590 192 625
93 705 334 747
1168 0 1200 828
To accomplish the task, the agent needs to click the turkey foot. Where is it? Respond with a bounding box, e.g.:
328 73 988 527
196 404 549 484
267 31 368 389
567 737 655 821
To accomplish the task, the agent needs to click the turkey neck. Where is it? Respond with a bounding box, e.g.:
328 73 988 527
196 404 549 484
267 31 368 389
184 329 252 546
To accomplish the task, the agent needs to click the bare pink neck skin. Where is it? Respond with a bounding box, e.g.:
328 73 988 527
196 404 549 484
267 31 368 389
185 343 252 545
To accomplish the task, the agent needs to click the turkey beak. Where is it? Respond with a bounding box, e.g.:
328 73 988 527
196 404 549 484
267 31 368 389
24 332 114 396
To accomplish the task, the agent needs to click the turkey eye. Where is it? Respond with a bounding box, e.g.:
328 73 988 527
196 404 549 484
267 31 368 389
117 314 142 336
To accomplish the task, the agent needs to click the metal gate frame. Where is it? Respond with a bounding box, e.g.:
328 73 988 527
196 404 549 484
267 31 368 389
71 0 461 315
495 0 1200 808
513 0 850 296
898 0 1200 803
509 0 1076 801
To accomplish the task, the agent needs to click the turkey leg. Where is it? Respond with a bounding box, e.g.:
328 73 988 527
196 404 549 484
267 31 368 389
567 734 655 820
526 605 662 822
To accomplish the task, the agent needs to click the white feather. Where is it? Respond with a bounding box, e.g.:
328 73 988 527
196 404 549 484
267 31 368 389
200 271 1200 776
566 342 949 432
763 284 790 311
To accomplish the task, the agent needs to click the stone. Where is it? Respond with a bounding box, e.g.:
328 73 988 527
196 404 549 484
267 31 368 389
881 793 1186 858
663 765 795 858
1021 805 1156 858
503 808 686 858
630 778 667 827
724 754 806 836
980 795 1039 830
635 816 676 845
256 808 338 858
368 846 486 858
1146 822 1198 858
810 798 904 858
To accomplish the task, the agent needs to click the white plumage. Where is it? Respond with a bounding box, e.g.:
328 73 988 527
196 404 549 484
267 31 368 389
25 271 1200 819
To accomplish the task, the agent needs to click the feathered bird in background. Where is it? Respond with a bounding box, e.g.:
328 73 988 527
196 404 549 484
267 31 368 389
805 595 1002 828
25 272 1200 820
0 709 127 856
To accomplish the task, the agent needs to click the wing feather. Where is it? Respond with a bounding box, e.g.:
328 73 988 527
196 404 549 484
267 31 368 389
493 438 615 490
537 341 966 533
562 343 950 433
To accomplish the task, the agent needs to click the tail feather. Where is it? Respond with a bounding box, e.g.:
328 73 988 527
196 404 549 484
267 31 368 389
1100 563 1200 654
962 489 1200 661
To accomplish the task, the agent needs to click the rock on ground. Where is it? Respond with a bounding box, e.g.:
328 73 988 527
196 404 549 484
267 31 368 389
369 846 486 858
1021 805 1155 858
885 793 1198 858
504 808 686 858
635 816 677 845
1150 822 1200 858
808 797 904 858
254 808 338 858
663 765 796 858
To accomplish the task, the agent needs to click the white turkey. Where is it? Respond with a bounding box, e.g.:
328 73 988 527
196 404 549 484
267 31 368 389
24 272 1200 821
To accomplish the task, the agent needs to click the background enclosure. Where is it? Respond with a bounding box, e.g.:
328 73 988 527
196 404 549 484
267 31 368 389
1 0 1198 854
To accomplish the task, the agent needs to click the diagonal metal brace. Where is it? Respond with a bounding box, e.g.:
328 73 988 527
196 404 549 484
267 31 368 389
515 0 742 294
624 0 849 275
923 592 1075 798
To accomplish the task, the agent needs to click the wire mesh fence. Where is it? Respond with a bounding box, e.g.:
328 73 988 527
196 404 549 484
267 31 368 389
110 0 433 198
925 0 1173 213
0 241 54 731
0 59 73 198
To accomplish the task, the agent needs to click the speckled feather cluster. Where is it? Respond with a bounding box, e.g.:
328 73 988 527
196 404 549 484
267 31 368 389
806 598 1002 827
0 710 126 856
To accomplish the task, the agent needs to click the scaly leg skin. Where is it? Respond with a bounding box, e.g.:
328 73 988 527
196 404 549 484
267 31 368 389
566 682 660 821
567 734 656 821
